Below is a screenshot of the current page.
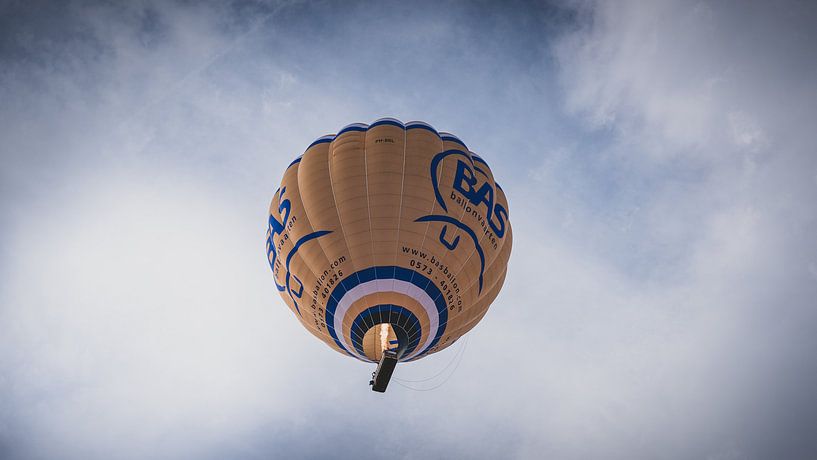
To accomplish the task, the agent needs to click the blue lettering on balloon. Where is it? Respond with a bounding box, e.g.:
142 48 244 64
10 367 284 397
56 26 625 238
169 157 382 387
472 182 494 217
266 187 291 292
284 230 332 316
439 225 460 250
415 214 485 294
430 150 508 239
266 186 332 316
490 203 507 237
290 274 304 298
453 159 478 198
430 149 472 212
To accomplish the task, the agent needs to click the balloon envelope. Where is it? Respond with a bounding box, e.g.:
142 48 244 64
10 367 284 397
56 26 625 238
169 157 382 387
266 118 512 362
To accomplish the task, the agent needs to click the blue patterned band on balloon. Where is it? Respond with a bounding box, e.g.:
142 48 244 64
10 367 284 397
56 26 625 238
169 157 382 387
349 304 422 358
325 266 448 362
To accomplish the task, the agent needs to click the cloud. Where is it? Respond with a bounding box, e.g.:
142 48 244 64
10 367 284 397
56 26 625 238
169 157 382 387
548 0 817 457
1 0 817 459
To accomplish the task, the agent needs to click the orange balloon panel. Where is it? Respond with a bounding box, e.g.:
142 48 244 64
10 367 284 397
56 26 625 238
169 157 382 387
266 118 512 363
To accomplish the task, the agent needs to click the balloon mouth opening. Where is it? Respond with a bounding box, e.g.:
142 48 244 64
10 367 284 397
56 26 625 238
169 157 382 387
362 323 407 362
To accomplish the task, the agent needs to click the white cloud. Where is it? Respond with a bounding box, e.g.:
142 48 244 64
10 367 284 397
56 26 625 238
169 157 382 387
2 0 817 458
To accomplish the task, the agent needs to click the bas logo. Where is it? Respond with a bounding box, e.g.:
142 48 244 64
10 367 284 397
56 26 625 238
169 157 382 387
452 158 508 238
266 186 331 316
414 149 509 294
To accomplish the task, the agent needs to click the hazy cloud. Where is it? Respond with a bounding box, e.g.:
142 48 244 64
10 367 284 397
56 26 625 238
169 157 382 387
2 1 816 459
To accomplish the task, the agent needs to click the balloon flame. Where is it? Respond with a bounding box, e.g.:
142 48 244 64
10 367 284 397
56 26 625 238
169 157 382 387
380 323 389 352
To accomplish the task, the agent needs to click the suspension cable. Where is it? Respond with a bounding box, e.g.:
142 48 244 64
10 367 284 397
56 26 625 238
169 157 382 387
392 336 469 391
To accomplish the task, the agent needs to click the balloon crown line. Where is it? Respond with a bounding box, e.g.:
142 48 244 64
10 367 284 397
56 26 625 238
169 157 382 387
304 117 469 152
286 118 502 194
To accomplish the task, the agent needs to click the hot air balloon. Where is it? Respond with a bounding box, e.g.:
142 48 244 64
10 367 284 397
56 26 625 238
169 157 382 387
266 118 512 391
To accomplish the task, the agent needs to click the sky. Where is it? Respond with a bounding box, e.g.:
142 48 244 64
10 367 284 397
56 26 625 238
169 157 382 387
1 0 816 458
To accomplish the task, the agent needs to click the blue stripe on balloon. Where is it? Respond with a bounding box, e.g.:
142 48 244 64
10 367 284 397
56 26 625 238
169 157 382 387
287 156 302 169
302 120 480 156
471 154 490 168
440 134 468 150
369 118 405 129
306 135 335 150
324 266 448 361
300 120 488 170
406 122 439 135
336 124 368 136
